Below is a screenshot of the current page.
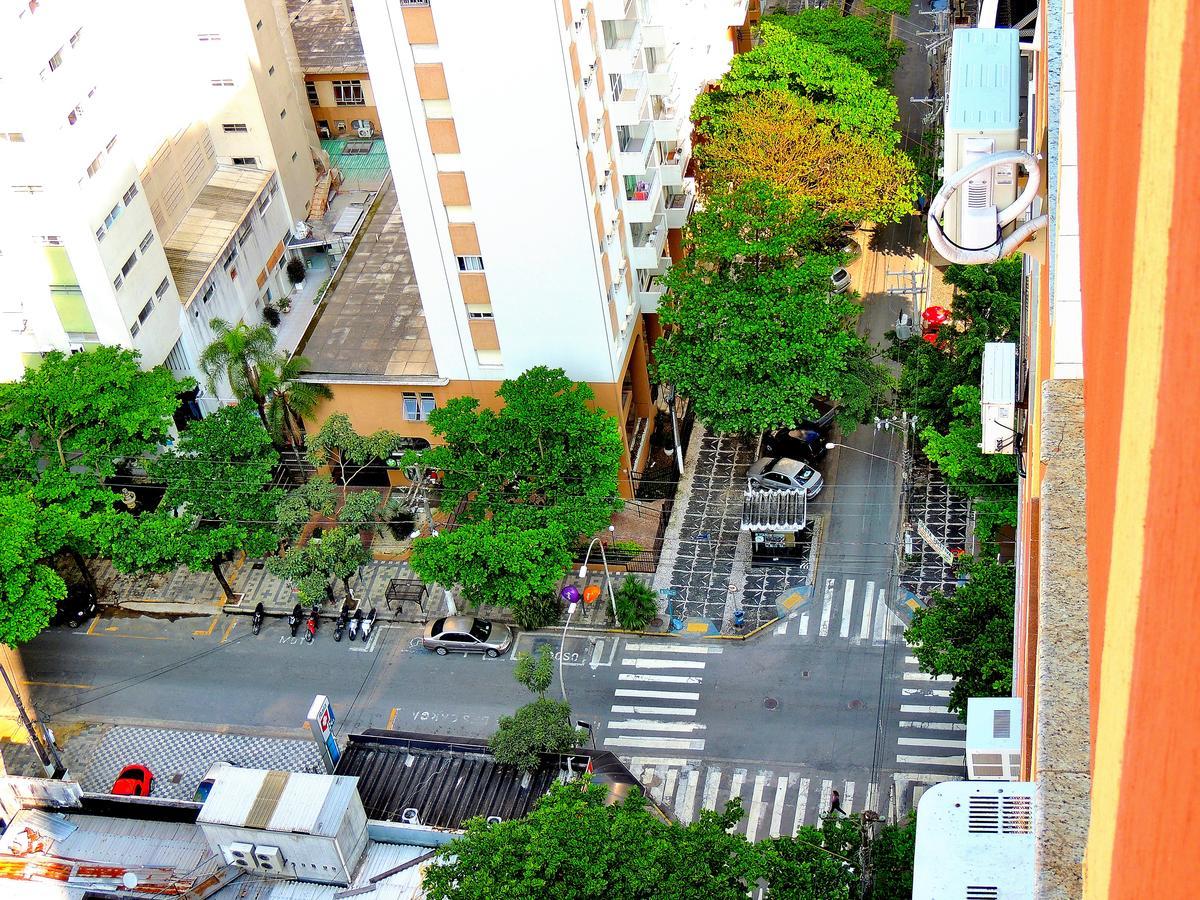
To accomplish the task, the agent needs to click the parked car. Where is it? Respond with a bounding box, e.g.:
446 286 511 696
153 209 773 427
799 398 840 434
192 761 232 803
747 457 825 498
111 764 153 796
762 427 828 463
51 583 97 629
422 616 514 658
830 267 852 294
838 236 862 263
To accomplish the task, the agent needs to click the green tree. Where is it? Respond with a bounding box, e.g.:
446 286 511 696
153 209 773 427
421 780 761 899
513 644 555 698
0 491 69 647
695 23 902 144
198 319 276 431
761 9 905 87
268 540 335 605
863 0 911 14
276 475 339 539
609 576 659 630
871 813 917 900
305 412 403 495
337 489 384 533
317 526 372 599
653 182 892 434
488 698 585 772
407 367 623 617
905 556 1016 719
261 353 332 448
761 821 861 898
112 405 282 599
920 386 1019 494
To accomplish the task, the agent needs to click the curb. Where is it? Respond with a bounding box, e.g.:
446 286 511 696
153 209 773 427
49 715 314 742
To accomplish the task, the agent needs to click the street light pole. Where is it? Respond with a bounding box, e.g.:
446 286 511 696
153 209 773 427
825 442 899 465
559 600 578 703
579 538 620 628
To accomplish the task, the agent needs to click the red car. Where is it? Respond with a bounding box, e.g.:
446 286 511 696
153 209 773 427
111 764 154 796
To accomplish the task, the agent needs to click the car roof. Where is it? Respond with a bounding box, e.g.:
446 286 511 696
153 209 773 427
765 458 808 478
440 616 477 633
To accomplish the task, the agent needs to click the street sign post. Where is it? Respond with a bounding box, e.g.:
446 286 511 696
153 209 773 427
306 694 341 773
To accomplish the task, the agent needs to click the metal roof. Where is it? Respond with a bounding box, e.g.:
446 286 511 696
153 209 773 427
197 768 359 837
741 489 810 532
286 0 367 74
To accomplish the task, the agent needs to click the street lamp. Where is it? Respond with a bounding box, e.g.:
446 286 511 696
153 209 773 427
559 594 579 703
578 538 620 628
825 442 899 465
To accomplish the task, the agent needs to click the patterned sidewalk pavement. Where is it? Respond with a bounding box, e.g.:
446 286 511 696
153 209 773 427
900 460 971 605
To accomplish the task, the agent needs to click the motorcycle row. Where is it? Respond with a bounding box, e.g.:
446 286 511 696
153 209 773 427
250 600 378 644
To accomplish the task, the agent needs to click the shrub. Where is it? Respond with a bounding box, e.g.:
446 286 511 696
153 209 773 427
512 593 562 631
262 305 281 327
286 257 306 285
609 577 659 630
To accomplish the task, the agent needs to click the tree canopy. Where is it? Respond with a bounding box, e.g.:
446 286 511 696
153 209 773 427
695 91 917 224
0 491 68 646
422 781 761 900
306 412 403 491
199 319 276 431
905 555 1016 719
653 182 892 435
761 9 905 87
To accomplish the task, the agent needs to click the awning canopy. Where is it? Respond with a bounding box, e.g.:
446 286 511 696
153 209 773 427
741 489 809 532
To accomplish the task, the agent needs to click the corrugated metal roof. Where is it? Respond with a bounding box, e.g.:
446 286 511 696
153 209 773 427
198 768 356 837
208 840 427 900
741 490 809 532
198 767 267 827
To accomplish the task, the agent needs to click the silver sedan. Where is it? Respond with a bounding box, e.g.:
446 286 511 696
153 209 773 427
422 616 514 658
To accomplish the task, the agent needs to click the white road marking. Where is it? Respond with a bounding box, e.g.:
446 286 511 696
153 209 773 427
623 642 723 654
774 620 788 635
626 756 691 768
872 588 888 642
611 705 697 717
896 754 966 767
769 775 789 838
798 611 810 635
615 688 700 700
901 704 954 714
843 781 855 813
678 768 700 824
865 782 878 814
902 687 952 698
819 779 832 818
618 673 703 684
898 737 964 748
905 655 920 664
819 578 835 637
603 735 706 751
744 773 769 842
728 769 747 817
839 579 855 638
900 720 966 731
607 719 706 732
590 639 605 668
791 777 810 835
621 657 707 670
858 581 875 641
664 768 680 805
903 671 955 682
702 768 723 811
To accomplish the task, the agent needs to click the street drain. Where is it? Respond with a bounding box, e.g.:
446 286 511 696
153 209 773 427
848 699 865 710
801 671 809 678
764 698 779 710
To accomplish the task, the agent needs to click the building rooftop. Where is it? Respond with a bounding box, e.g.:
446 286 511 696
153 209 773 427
297 179 438 382
286 0 367 74
164 165 273 305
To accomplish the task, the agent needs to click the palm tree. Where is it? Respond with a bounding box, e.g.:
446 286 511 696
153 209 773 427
262 354 332 448
199 319 276 430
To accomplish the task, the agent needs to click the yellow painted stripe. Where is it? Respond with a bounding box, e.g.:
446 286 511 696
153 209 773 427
193 615 219 637
1085 1 1185 894
22 680 93 690
387 707 398 730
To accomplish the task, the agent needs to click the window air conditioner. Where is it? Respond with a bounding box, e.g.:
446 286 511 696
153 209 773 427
253 845 285 874
966 696 1022 780
357 125 373 138
980 343 1017 455
222 843 257 870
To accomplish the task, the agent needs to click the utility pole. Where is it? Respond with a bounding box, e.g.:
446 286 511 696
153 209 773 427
0 662 64 778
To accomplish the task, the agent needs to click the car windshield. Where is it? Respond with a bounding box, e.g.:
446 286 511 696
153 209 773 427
469 620 492 641
799 466 815 481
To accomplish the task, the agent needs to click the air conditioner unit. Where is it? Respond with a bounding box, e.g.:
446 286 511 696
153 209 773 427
357 126 373 138
400 807 421 825
980 343 1017 454
253 845 285 874
222 842 257 870
966 697 1022 781
318 126 331 139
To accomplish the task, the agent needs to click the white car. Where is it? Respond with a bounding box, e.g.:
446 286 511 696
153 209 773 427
747 457 825 498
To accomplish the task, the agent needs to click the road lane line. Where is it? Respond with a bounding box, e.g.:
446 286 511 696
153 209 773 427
898 737 964 748
839 579 855 638
679 769 700 824
603 735 706 751
220 620 237 643
818 579 835 637
791 777 810 834
903 671 955 682
386 707 398 729
774 620 788 635
896 755 966 767
858 581 875 641
607 720 706 732
769 775 789 838
193 615 219 637
621 658 706 670
615 688 700 700
590 640 606 667
819 780 832 818
627 756 690 768
611 705 697 716
844 781 855 813
905 655 920 664
728 769 747 816
744 774 769 842
618 673 703 684
900 704 954 714
872 588 888 642
624 643 723 654
702 768 723 811
798 611 810 635
899 720 966 731
902 687 952 697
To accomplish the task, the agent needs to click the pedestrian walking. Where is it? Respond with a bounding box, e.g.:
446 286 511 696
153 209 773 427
830 790 844 815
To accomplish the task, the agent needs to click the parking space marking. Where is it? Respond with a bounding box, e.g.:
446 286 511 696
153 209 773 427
193 615 219 637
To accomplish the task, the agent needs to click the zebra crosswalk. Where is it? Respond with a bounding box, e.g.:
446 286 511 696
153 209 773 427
893 654 966 776
603 641 717 756
626 757 880 839
772 576 905 645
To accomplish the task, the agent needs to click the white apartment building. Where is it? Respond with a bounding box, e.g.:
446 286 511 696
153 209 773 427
300 0 757 492
0 0 322 391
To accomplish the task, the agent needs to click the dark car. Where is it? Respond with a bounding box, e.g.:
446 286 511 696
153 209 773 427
51 583 97 629
193 761 232 803
762 427 828 463
422 616 514 658
111 764 153 796
799 399 840 434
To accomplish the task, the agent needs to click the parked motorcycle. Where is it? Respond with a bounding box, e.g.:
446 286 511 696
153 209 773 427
348 608 362 641
361 607 377 641
305 604 319 643
251 602 265 635
288 603 302 637
333 603 350 642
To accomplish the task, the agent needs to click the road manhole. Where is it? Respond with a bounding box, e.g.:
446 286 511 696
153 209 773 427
764 698 779 710
801 671 809 678
847 699 865 710
650 617 664 628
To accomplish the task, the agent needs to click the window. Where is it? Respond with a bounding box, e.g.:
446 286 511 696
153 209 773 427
129 320 139 338
197 33 222 41
156 277 170 298
306 82 319 106
105 134 118 153
113 273 123 291
37 235 62 246
1 133 25 142
12 184 44 193
467 308 494 319
211 78 234 87
457 255 485 272
104 204 122 228
47 49 63 71
332 80 365 106
279 108 287 119
231 156 256 166
268 64 275 76
120 252 138 278
96 227 106 242
70 28 82 47
137 298 154 323
256 18 263 29
291 151 298 162
402 392 437 421
221 243 238 269
139 231 154 253
123 183 139 204
257 175 277 217
222 123 248 133
201 283 215 304
67 104 83 126
335 120 347 132
85 154 103 178
236 220 253 246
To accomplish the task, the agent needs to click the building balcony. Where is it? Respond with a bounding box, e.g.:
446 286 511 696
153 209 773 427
609 71 649 127
638 273 667 312
623 167 663 224
595 0 636 20
642 23 668 49
658 138 691 187
617 124 655 176
630 215 668 269
600 20 642 75
647 62 676 96
664 177 695 229
598 173 618 224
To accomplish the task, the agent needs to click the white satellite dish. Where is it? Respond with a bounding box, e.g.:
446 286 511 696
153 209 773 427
122 872 139 889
